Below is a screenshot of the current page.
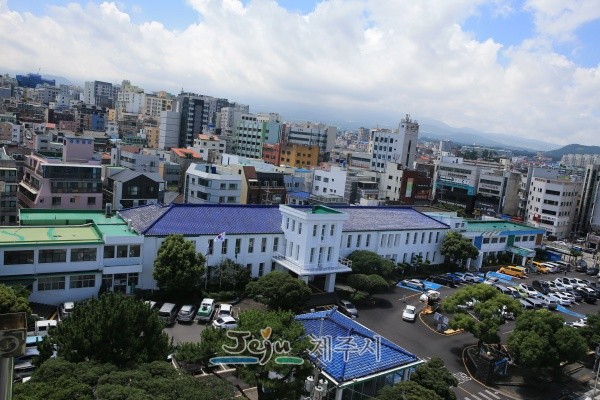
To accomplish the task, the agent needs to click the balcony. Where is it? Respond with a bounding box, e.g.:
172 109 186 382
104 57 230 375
272 252 352 276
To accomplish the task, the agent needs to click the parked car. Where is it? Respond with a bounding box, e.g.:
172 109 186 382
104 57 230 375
565 318 587 328
216 304 234 319
493 284 512 296
337 300 358 318
157 303 178 326
426 275 456 288
532 280 550 294
401 279 425 290
516 283 538 297
522 297 544 309
177 304 198 323
419 290 441 303
553 292 573 306
538 293 559 310
58 302 75 321
587 266 599 276
574 288 596 303
144 300 158 310
483 276 500 285
505 286 522 299
402 305 417 322
554 278 574 290
519 299 534 309
212 316 238 329
442 273 464 284
195 298 216 323
462 272 484 283
575 263 588 273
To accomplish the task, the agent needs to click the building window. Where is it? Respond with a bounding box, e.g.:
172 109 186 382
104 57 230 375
406 233 410 244
500 237 507 243
366 234 370 247
38 276 65 291
298 223 302 234
52 197 61 205
3 250 34 265
291 220 296 232
327 247 332 261
483 238 490 244
70 274 96 289
129 186 139 196
330 225 335 236
356 235 361 247
273 237 279 252
70 197 76 203
261 238 267 252
258 263 265 276
428 232 432 243
129 245 141 257
413 234 417 245
313 225 318 236
347 235 352 248
39 249 67 263
87 197 96 205
208 239 214 255
436 232 440 243
235 238 242 255
310 248 315 263
71 248 97 262
221 239 228 255
116 245 128 258
248 238 254 253
104 246 115 259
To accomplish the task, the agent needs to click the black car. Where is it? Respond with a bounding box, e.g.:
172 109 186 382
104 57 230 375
426 275 457 288
566 290 583 303
574 289 597 304
575 264 587 273
532 280 550 295
587 267 599 276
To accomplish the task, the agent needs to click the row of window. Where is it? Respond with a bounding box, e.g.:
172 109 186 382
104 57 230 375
52 196 97 205
208 237 278 255
2 245 141 265
38 274 96 291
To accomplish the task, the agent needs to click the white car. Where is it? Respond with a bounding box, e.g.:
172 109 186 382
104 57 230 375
401 279 425 291
555 278 574 290
212 316 238 329
460 272 483 283
516 284 538 297
483 277 499 285
402 305 417 322
216 304 233 319
553 281 572 291
419 290 441 303
543 293 568 306
553 292 573 305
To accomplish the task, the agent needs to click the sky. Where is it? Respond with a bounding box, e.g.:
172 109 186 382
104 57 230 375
1 0 600 147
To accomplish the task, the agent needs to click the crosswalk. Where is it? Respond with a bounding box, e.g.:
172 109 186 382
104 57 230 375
461 389 504 400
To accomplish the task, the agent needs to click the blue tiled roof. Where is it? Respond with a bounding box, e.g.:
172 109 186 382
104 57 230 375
288 191 311 199
296 309 419 383
118 204 449 236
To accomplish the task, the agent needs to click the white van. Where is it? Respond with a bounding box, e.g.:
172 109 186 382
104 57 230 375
158 303 178 326
34 320 57 337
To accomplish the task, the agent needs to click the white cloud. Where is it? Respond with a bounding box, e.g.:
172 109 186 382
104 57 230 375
0 0 599 146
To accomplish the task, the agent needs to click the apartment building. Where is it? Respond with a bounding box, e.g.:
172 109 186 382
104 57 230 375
369 115 419 172
525 168 581 239
83 80 114 108
191 134 226 162
279 143 319 168
144 92 173 118
184 163 242 204
284 123 336 161
0 149 18 225
110 145 160 173
234 113 282 159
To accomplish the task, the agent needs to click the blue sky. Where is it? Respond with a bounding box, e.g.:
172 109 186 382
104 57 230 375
2 0 600 146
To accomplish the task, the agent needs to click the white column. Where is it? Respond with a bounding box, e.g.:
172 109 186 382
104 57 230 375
324 273 336 292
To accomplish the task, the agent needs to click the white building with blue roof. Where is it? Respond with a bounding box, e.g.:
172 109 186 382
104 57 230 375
119 203 450 292
296 309 423 400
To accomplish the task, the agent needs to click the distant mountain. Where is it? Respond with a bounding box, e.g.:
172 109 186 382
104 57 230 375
417 117 561 152
42 75 72 86
544 144 600 161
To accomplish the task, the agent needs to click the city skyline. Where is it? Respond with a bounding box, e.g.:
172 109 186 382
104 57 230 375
1 0 600 146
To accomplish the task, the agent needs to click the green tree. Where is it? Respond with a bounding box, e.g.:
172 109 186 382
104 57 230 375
442 284 522 347
211 309 312 400
153 234 205 299
377 380 443 400
43 293 171 367
175 327 227 370
440 231 479 267
410 357 458 400
347 250 400 281
579 311 600 350
346 274 389 299
209 258 251 293
507 310 588 374
13 359 236 400
246 271 311 311
0 283 31 314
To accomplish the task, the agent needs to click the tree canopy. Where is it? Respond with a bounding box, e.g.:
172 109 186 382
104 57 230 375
410 357 458 400
43 293 171 367
0 284 31 315
579 311 600 351
206 309 312 400
347 250 401 282
442 284 522 346
175 327 227 371
13 359 236 400
153 234 205 299
246 271 311 311
346 273 389 298
507 310 588 372
440 232 479 266
376 380 443 400
208 258 251 293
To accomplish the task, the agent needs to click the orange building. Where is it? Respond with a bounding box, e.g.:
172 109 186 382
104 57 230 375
262 143 282 166
280 144 319 168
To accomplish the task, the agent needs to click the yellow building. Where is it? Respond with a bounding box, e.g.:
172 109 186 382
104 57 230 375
107 108 117 122
280 144 319 168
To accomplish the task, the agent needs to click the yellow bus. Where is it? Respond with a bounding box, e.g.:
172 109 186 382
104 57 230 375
531 261 549 274
497 265 527 278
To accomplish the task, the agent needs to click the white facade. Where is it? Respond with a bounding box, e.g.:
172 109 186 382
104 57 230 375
312 166 347 197
370 115 419 172
191 134 226 161
285 123 337 156
184 163 242 204
158 110 180 149
526 168 581 239
145 94 173 118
